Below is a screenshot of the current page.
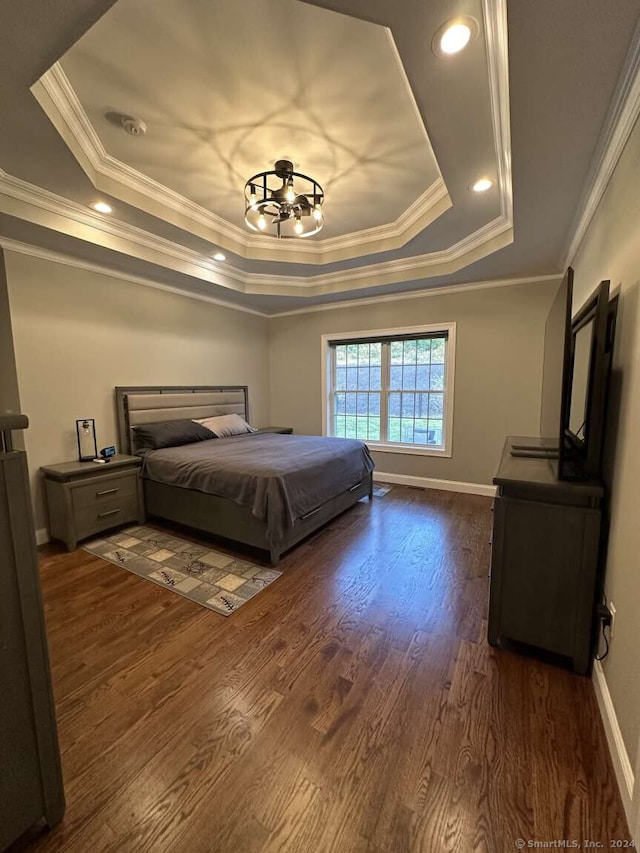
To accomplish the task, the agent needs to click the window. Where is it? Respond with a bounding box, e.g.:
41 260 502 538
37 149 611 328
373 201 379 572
322 324 455 456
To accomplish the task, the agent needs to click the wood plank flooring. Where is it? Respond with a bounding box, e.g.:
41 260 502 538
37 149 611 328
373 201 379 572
21 486 628 852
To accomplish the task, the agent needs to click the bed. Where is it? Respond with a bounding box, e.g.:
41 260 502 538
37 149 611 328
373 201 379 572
115 386 374 565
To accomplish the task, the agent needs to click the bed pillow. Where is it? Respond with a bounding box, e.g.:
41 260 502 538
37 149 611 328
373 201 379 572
194 413 257 437
133 419 215 452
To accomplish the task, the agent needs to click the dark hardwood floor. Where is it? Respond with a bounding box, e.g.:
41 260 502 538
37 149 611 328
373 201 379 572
24 486 628 852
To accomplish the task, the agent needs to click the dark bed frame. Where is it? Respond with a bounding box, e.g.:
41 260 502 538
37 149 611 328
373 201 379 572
115 386 372 565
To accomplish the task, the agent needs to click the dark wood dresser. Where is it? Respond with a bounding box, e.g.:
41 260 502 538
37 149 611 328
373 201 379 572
488 436 604 674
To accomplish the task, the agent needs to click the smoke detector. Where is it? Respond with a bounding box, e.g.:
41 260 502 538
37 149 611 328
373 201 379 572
121 116 146 137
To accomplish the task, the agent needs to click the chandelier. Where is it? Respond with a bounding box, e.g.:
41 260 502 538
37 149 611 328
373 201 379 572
244 159 324 238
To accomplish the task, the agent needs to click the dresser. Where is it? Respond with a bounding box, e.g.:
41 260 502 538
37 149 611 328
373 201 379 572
41 455 144 551
488 436 603 675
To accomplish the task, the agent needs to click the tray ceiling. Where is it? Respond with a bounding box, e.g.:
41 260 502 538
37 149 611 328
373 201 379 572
54 0 445 243
30 0 509 273
0 0 638 310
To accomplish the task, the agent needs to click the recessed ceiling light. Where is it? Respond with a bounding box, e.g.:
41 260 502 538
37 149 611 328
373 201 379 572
92 201 112 214
441 23 470 53
213 252 226 262
471 178 494 193
433 17 478 57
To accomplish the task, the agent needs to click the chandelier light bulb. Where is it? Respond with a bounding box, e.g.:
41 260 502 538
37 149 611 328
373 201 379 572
257 213 267 230
294 217 304 235
313 205 323 222
285 179 296 203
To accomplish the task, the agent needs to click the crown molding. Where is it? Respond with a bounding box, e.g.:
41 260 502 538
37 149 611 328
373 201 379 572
0 236 267 317
268 274 561 317
0 168 247 291
483 0 513 226
0 167 512 296
242 217 513 296
32 61 451 265
31 64 250 247
0 234 557 320
563 17 640 266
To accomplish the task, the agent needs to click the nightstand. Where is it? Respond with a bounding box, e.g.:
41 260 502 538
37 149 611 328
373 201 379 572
254 427 294 434
41 454 144 551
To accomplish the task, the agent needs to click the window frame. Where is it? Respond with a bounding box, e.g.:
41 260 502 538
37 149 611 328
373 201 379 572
321 322 456 457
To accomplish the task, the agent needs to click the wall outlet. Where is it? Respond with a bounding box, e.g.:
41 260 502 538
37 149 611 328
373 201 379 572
609 601 617 641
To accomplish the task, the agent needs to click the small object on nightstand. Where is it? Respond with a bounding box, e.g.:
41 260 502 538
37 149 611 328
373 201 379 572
41 454 145 551
76 418 98 461
100 445 117 461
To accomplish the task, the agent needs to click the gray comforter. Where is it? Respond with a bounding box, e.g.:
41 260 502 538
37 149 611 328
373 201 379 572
140 433 374 545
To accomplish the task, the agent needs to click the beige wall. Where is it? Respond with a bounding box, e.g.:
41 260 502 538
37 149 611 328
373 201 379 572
4 252 271 531
571 114 640 765
0 250 21 415
269 279 559 486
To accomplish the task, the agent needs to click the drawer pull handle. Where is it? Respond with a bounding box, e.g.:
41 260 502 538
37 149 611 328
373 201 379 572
97 488 119 497
98 508 121 519
349 481 363 492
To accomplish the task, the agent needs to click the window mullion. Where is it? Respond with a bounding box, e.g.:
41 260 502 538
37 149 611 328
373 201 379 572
380 341 390 443
330 346 336 436
442 339 448 443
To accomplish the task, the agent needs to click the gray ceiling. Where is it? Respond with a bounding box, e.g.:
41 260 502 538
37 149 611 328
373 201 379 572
1 0 639 313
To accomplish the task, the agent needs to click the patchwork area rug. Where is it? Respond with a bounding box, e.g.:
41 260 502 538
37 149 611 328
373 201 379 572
82 525 281 616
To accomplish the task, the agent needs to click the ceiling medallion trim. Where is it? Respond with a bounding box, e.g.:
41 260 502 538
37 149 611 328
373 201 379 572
31 61 451 264
0 167 511 297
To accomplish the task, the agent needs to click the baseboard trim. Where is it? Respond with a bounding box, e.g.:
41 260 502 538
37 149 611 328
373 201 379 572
35 528 50 546
373 471 497 497
592 660 635 830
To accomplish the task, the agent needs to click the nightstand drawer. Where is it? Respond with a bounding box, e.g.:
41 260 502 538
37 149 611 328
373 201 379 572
74 497 139 540
72 473 138 512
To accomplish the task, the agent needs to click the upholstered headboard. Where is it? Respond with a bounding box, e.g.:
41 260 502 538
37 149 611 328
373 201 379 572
116 385 249 454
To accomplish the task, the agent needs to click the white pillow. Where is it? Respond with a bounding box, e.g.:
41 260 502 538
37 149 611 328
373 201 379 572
193 413 257 437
